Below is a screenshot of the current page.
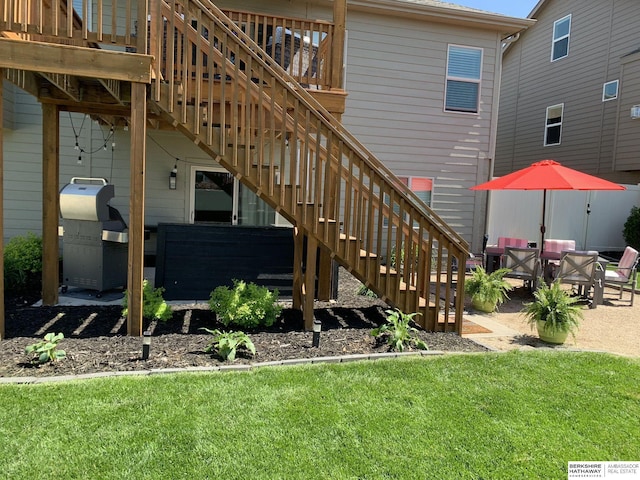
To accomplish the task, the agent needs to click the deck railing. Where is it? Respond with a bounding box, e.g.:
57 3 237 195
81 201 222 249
0 0 336 89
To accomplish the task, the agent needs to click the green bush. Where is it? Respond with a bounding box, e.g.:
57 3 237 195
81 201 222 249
357 283 378 298
4 233 43 294
122 280 172 322
623 206 640 251
209 280 282 329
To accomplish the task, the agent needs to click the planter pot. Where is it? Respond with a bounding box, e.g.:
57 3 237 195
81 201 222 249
536 320 569 344
471 296 497 313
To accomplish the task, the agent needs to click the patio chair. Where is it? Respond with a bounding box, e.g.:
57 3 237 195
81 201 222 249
502 246 541 291
555 250 600 307
541 239 576 284
485 236 529 273
603 246 639 306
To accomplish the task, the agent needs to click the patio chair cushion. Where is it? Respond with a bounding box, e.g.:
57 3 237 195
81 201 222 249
614 246 639 279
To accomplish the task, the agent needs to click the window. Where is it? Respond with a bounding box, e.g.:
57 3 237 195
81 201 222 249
445 45 482 113
551 15 571 61
602 80 619 101
544 104 564 146
383 176 433 227
402 177 433 207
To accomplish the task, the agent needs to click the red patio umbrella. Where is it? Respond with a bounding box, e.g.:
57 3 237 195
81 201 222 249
470 160 626 249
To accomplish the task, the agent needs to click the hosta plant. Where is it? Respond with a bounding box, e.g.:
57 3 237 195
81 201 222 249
209 280 281 328
200 328 256 362
25 332 66 364
371 309 427 352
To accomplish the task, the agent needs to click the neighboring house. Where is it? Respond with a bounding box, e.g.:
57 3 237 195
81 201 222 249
0 0 531 335
496 0 640 184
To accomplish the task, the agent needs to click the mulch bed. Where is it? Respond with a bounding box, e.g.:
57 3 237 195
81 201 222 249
0 272 489 378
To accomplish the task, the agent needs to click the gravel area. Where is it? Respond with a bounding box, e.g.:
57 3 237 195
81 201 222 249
464 279 640 358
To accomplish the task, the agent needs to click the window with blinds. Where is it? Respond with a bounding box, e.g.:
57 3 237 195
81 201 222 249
445 45 482 114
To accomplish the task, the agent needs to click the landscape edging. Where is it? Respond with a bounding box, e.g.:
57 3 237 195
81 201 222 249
0 350 446 385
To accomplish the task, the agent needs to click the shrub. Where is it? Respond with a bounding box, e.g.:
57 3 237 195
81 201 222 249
122 280 172 321
200 328 255 361
357 283 378 298
371 308 427 352
4 233 43 294
623 206 640 251
209 280 281 328
25 332 66 364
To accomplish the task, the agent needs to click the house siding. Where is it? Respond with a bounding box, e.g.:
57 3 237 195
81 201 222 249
496 0 640 182
342 9 500 248
614 53 640 171
1 1 522 256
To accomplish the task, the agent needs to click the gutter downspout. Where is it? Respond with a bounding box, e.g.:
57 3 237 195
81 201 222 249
479 31 521 251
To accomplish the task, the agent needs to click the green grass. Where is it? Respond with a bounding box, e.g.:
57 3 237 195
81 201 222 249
1 352 639 479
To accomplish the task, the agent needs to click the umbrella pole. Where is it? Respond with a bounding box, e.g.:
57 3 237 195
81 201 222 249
540 189 547 252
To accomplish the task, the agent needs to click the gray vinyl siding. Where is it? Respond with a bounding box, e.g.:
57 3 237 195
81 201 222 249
1 89 205 242
1 1 514 255
614 53 640 171
496 0 640 180
342 9 500 245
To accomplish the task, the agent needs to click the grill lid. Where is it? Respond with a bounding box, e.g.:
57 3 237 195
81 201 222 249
60 177 115 222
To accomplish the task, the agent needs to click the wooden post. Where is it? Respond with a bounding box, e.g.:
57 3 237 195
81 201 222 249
41 103 60 306
331 0 346 91
304 233 318 330
317 249 333 301
292 226 304 310
136 0 149 54
0 70 4 339
127 82 147 336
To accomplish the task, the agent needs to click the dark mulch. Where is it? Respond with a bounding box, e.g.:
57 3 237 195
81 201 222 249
0 271 488 378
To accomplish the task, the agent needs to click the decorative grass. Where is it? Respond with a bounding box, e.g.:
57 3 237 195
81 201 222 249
0 352 639 479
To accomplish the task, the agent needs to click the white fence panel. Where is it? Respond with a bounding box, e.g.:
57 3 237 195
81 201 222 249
486 185 640 252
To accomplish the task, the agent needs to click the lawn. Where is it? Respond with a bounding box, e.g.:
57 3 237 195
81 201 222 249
1 351 639 479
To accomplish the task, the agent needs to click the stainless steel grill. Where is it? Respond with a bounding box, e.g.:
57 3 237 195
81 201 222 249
59 178 128 295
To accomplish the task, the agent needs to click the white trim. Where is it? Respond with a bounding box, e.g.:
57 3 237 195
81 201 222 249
602 80 619 102
551 14 571 62
544 103 564 146
188 165 239 225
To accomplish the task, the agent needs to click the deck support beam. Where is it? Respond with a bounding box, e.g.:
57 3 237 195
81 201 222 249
41 103 60 306
304 232 318 331
0 70 4 339
127 82 147 336
292 226 304 311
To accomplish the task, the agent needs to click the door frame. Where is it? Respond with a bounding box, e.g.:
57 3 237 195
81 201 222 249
187 165 239 224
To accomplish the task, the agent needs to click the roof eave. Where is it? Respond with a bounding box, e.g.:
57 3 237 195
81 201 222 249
347 0 535 36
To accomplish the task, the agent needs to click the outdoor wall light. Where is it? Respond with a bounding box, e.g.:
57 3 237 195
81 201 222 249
142 330 151 360
312 320 322 348
169 164 178 190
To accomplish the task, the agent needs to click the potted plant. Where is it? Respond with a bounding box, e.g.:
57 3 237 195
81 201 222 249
521 281 583 344
464 266 513 313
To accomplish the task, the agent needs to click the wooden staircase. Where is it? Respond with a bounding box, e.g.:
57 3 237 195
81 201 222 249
148 0 469 332
0 0 469 334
